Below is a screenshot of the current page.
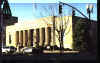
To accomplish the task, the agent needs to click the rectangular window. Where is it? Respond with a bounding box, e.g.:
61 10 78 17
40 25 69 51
36 29 40 42
25 30 28 46
30 29 34 46
48 27 51 45
42 28 45 42
20 31 23 47
9 34 11 44
36 29 40 47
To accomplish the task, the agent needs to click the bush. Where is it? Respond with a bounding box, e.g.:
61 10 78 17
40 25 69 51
72 18 88 51
32 48 43 54
64 48 72 51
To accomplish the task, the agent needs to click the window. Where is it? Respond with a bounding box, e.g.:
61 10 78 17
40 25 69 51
25 30 28 46
36 29 40 42
9 34 11 44
20 31 23 47
42 28 45 42
36 29 40 47
48 27 51 45
30 29 34 46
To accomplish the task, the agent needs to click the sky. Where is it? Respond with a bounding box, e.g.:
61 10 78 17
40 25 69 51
8 0 97 22
8 0 97 3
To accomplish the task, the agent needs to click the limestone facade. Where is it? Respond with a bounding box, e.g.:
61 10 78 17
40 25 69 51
6 16 73 49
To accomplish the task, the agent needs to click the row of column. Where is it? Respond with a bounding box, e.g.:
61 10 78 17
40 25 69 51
15 27 52 47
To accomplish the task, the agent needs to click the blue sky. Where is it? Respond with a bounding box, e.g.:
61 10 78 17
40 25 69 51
8 0 97 3
8 0 97 21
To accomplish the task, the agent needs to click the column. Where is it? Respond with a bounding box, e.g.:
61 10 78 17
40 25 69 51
48 27 51 46
39 28 45 47
33 29 37 47
28 30 31 46
19 31 23 47
28 29 34 47
19 31 21 47
36 29 40 47
15 31 19 47
50 28 54 46
23 30 25 47
23 30 28 47
39 28 43 46
30 29 34 46
32 29 34 47
45 27 51 46
45 27 49 46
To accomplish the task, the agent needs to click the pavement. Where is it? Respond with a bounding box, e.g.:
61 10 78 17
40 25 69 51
0 50 97 63
0 52 96 59
43 50 80 53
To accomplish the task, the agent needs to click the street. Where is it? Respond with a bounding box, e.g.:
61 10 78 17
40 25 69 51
0 53 96 63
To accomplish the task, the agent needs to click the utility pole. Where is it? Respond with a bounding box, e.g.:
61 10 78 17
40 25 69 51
59 2 88 19
86 4 94 53
59 3 64 52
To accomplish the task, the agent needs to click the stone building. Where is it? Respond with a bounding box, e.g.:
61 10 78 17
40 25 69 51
6 16 73 49
6 16 97 51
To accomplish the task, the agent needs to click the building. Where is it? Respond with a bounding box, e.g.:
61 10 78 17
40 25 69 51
6 16 73 49
6 16 97 51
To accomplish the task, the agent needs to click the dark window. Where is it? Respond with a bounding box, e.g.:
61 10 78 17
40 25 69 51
9 34 11 44
36 29 40 47
20 31 23 47
36 29 40 42
48 27 51 45
42 28 45 46
42 28 45 42
30 29 34 46
25 30 28 46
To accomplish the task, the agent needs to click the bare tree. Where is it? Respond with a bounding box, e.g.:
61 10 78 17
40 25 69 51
34 4 71 51
55 16 71 50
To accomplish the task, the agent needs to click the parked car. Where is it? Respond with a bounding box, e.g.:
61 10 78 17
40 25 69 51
45 45 60 50
21 47 34 54
2 46 17 53
21 47 43 54
64 48 73 51
2 47 10 53
10 46 17 52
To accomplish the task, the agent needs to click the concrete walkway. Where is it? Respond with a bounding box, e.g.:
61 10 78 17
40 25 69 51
43 50 80 53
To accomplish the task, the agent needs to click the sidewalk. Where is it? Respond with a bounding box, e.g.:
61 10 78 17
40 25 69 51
43 50 80 53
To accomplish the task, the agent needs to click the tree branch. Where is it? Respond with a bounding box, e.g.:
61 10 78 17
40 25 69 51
64 24 71 36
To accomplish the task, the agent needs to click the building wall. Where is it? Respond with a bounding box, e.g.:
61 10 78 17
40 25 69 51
6 16 73 49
